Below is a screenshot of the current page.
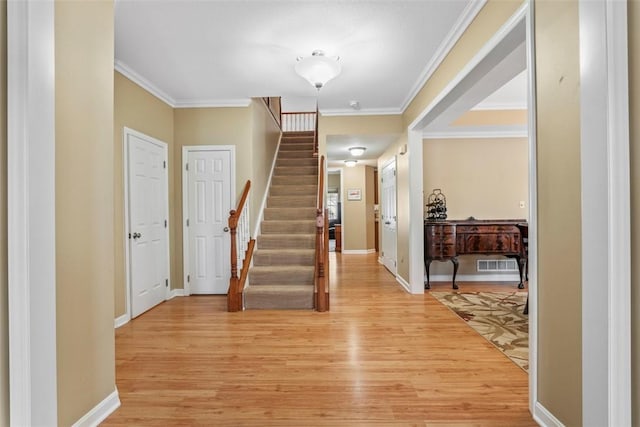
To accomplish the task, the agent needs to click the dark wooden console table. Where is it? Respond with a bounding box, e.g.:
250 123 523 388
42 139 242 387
424 219 527 290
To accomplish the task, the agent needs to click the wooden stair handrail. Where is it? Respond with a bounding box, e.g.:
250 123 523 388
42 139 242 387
315 156 329 311
228 180 254 312
313 105 319 156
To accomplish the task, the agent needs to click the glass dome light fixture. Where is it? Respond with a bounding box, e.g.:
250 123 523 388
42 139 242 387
295 50 341 90
348 146 366 157
344 159 358 167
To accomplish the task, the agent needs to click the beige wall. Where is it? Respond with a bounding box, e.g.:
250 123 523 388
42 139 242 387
451 109 527 126
423 138 528 219
535 1 582 424
113 71 175 316
249 99 281 232
318 115 403 252
55 1 116 425
173 107 252 288
173 103 279 288
423 137 528 277
380 0 525 282
365 166 376 249
342 165 368 251
629 1 640 424
0 0 8 424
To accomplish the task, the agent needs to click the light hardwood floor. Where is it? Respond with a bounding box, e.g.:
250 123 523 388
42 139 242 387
103 253 534 426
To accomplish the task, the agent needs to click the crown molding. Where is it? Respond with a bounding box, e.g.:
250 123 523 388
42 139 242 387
115 60 176 107
400 0 487 113
471 101 527 111
321 107 402 117
423 124 527 139
173 99 252 108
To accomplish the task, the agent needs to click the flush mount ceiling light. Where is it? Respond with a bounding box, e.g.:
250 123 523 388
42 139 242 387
344 159 358 167
295 50 341 90
348 146 366 157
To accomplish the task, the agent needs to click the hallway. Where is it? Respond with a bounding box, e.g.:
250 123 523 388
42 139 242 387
104 253 533 426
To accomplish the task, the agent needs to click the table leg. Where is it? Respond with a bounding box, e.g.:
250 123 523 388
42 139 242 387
451 257 459 290
424 259 432 289
517 255 525 289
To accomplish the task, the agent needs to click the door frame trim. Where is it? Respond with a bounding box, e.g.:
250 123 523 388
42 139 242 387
578 1 631 424
380 156 398 277
123 127 171 320
181 145 236 295
7 1 58 424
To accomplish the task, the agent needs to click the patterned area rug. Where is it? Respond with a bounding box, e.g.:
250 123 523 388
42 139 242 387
430 292 529 371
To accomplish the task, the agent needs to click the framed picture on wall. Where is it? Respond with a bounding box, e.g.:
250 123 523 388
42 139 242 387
347 188 362 201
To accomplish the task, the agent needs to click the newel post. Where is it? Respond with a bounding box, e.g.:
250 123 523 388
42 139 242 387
228 209 240 312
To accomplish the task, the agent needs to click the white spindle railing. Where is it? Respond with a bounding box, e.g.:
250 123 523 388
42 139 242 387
236 194 250 269
281 112 316 132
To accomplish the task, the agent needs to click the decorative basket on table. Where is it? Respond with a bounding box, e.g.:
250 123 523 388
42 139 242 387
426 188 447 220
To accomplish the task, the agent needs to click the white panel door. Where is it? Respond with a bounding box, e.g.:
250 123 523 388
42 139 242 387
127 132 169 318
187 150 232 294
381 159 397 274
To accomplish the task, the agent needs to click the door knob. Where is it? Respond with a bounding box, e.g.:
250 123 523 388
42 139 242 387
385 221 391 225
223 227 230 232
133 232 141 239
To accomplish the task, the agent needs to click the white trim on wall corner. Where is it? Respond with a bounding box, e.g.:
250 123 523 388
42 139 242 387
71 388 120 427
579 1 631 425
8 1 58 424
114 314 129 329
341 249 376 255
423 126 527 139
115 60 176 107
395 275 411 293
399 0 488 112
321 107 402 117
173 99 251 108
168 289 185 300
533 402 566 427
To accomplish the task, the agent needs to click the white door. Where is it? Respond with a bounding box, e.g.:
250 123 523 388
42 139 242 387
185 149 232 294
381 159 397 274
126 130 169 318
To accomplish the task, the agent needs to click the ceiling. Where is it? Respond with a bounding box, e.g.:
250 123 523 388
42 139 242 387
115 0 482 113
115 0 527 166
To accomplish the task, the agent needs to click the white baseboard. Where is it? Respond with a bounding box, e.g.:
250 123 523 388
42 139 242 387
168 288 184 299
377 257 383 264
114 314 129 329
426 273 521 283
396 275 411 293
71 388 120 427
533 401 565 427
342 249 376 255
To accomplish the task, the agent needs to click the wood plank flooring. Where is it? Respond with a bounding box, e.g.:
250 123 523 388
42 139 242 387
103 253 534 426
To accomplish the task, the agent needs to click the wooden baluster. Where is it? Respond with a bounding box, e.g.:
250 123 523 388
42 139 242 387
228 210 240 312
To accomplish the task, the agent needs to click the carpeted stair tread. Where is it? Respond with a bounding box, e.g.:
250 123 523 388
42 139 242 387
278 150 315 159
268 196 316 207
243 284 314 310
277 158 317 167
272 175 316 185
257 234 315 249
279 143 314 151
249 265 314 285
260 220 316 234
270 185 317 196
253 249 315 266
274 166 317 175
264 207 317 220
244 130 320 311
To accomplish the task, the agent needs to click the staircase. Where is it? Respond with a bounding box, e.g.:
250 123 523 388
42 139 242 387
243 131 318 309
